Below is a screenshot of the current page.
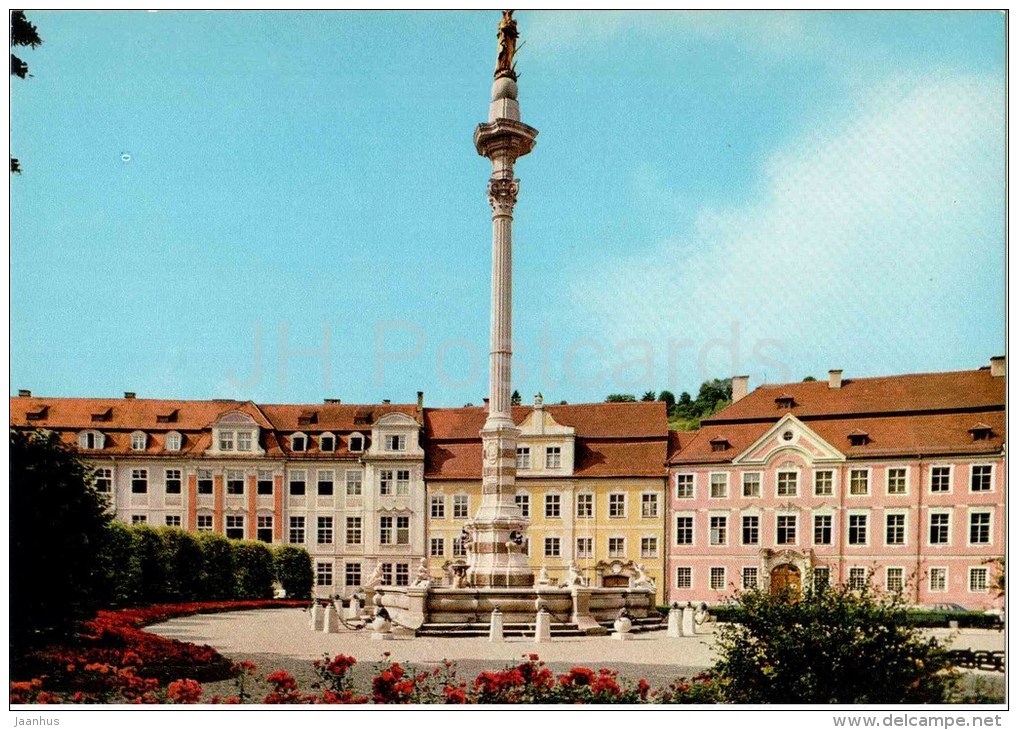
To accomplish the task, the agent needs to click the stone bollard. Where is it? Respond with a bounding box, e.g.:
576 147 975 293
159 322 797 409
667 602 683 638
613 609 634 641
310 600 325 632
693 602 710 635
489 607 504 643
346 595 361 621
323 601 339 633
681 602 695 636
534 607 552 643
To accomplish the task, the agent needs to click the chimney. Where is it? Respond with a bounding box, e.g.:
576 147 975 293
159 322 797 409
417 391 424 411
124 391 136 399
17 389 31 398
828 369 843 389
382 399 391 405
731 376 749 403
482 397 490 408
990 356 1005 378
534 393 544 409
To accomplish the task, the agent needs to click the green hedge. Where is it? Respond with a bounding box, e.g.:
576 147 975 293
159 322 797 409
274 545 314 599
233 541 275 599
685 604 1000 628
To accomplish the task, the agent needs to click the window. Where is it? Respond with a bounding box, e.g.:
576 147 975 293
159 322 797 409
345 470 362 496
381 564 393 586
226 514 244 539
131 432 147 451
675 516 694 545
742 567 758 590
316 562 333 587
887 468 907 495
289 470 306 496
379 516 392 544
675 473 694 499
608 537 625 558
929 567 947 592
165 432 182 451
813 514 832 545
641 493 658 518
545 494 561 519
237 431 252 451
641 536 658 558
930 466 951 493
197 514 213 532
396 469 411 495
577 493 593 519
430 537 445 557
430 495 445 519
848 514 868 545
776 515 797 545
452 537 466 557
79 431 100 450
385 434 407 451
257 515 273 542
289 516 305 544
397 516 410 545
814 470 834 496
885 514 906 545
776 471 798 497
345 563 362 587
453 495 469 519
545 446 562 469
969 512 991 545
226 470 244 495
348 435 364 452
848 567 867 590
291 434 307 452
131 515 147 524
813 566 830 588
197 469 213 495
676 567 692 589
710 516 727 546
886 567 904 593
544 537 561 558
742 473 761 498
849 469 869 496
576 537 593 558
608 493 626 518
317 516 333 545
219 431 235 451
94 467 112 493
317 470 334 496
929 513 950 545
346 516 362 545
379 516 410 545
710 567 726 590
165 515 181 527
395 563 409 587
165 469 182 494
969 567 989 592
742 515 759 545
710 473 728 499
379 470 394 495
131 468 148 494
320 434 335 452
516 446 530 469
970 465 992 492
257 470 274 495
515 494 529 518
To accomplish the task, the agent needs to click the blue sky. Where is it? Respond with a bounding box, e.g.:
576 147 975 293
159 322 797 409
9 10 1005 407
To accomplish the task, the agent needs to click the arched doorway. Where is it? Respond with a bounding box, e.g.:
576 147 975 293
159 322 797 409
770 564 801 595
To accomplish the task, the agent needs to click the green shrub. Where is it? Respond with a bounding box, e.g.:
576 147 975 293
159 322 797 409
196 532 235 600
232 541 275 599
906 611 1001 629
97 521 143 607
161 528 204 602
133 525 171 603
274 545 313 599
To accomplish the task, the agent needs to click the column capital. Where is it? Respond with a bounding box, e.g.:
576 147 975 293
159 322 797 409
487 177 519 216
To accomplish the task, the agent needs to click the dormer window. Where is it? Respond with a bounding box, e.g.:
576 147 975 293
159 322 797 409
130 431 147 451
385 434 407 452
165 432 182 451
775 394 796 409
349 434 364 452
26 405 48 421
91 408 112 423
320 433 336 452
291 433 307 452
78 431 105 450
219 431 235 451
968 423 993 441
297 410 318 426
710 437 730 453
156 409 179 424
848 430 869 447
237 432 252 451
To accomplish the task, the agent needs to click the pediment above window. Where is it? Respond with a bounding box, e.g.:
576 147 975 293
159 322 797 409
732 414 844 465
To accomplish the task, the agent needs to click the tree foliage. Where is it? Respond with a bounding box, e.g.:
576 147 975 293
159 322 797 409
10 10 42 174
640 391 656 401
605 393 637 402
657 390 676 412
511 390 522 406
274 545 314 599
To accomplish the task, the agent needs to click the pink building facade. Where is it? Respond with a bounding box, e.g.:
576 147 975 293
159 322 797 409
666 360 1005 610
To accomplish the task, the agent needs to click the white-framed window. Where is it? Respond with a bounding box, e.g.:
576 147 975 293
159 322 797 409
453 494 469 519
379 470 394 496
515 493 530 518
197 469 213 495
675 515 694 545
776 471 798 497
849 469 869 496
131 468 148 494
257 470 274 495
969 567 989 592
379 515 410 545
576 537 592 558
675 473 694 499
257 515 273 542
848 567 867 589
814 470 834 497
516 446 531 469
345 562 362 587
930 465 952 493
316 562 333 587
608 493 626 518
452 537 466 557
219 431 235 451
545 446 562 469
197 514 213 532
675 567 692 589
710 515 727 546
348 434 365 452
929 512 951 545
397 469 411 495
289 470 307 496
813 566 831 588
430 537 444 557
969 511 992 545
78 430 105 450
742 514 759 545
290 433 307 452
929 567 947 592
814 514 833 545
640 536 658 558
94 467 112 493
742 567 758 590
288 516 305 543
345 470 362 496
346 516 362 545
608 536 625 558
381 564 393 586
165 431 182 451
226 469 244 495
320 433 335 452
886 567 905 593
885 513 906 546
710 473 728 499
710 567 726 590
131 515 147 524
237 431 253 451
544 536 561 558
317 516 333 545
970 465 993 492
742 472 761 498
848 513 868 545
131 431 147 451
576 493 593 519
430 495 445 519
545 493 561 518
641 492 659 518
226 514 244 539
165 468 182 494
385 434 407 452
886 467 907 495
396 563 411 586
776 514 797 545
165 515 181 527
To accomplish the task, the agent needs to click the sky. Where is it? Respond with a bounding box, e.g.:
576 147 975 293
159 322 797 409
9 10 1006 408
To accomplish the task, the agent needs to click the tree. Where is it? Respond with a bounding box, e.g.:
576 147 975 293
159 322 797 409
657 390 676 414
10 429 111 648
274 545 314 599
693 378 732 416
605 394 637 402
10 10 42 174
802 375 817 382
712 584 956 703
511 390 522 406
640 391 656 401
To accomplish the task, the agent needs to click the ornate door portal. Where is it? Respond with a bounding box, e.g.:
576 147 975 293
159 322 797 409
769 564 801 595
